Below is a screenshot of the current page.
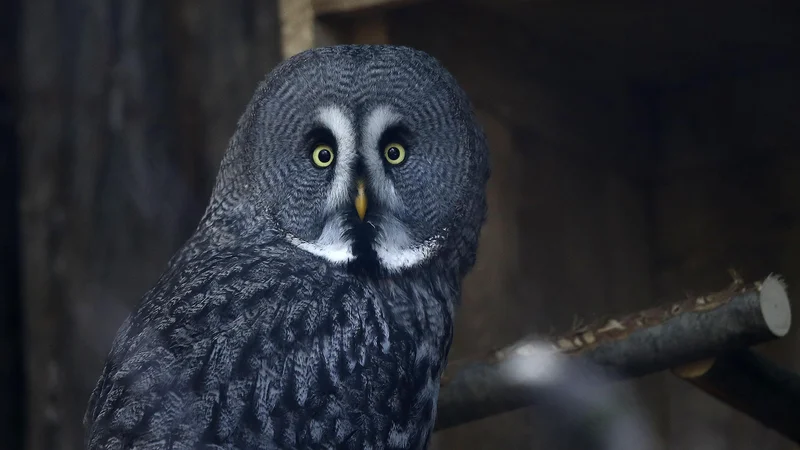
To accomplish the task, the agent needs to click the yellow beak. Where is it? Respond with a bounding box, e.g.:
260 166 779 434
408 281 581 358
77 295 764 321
355 179 368 220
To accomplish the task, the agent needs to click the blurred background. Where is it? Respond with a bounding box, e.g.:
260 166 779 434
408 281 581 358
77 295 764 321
2 0 800 449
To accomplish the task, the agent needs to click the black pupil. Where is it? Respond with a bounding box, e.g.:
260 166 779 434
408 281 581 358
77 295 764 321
387 146 400 161
317 148 331 163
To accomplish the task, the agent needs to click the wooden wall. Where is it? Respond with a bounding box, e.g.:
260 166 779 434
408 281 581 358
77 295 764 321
17 1 281 449
10 0 800 449
384 4 666 449
653 60 800 450
380 1 799 449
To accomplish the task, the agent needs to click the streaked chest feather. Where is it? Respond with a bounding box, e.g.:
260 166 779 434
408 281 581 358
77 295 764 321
86 254 458 450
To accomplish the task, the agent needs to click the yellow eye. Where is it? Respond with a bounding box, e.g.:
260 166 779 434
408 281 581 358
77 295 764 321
312 144 334 168
384 143 406 165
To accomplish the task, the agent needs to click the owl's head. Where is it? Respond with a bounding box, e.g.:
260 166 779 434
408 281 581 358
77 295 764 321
211 45 489 277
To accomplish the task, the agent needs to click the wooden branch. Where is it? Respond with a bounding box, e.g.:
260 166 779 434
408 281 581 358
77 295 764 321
673 348 800 444
436 274 792 431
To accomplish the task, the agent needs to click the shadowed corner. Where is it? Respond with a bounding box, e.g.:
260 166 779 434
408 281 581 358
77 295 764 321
1 0 23 447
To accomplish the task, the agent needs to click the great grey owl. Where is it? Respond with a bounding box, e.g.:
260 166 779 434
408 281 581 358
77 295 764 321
84 45 490 450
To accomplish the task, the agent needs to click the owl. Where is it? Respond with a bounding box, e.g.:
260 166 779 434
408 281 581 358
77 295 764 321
84 45 490 450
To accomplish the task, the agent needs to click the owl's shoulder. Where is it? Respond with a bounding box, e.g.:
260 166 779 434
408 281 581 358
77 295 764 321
84 240 343 443
84 237 457 449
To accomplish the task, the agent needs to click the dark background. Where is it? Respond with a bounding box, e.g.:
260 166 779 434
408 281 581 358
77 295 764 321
2 0 800 449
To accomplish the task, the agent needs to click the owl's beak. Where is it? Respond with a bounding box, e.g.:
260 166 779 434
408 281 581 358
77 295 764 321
355 179 368 220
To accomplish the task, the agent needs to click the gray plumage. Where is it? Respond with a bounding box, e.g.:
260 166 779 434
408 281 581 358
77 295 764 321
84 45 490 449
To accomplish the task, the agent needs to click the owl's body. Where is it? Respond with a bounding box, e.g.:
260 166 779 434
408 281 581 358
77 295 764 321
85 45 488 449
86 229 456 449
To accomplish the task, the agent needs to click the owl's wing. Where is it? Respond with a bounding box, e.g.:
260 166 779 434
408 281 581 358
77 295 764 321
83 247 341 449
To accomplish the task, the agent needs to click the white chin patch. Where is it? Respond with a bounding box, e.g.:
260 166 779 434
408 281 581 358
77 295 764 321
287 218 355 264
375 240 439 272
288 227 440 271
290 238 354 264
292 240 437 271
373 217 443 272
